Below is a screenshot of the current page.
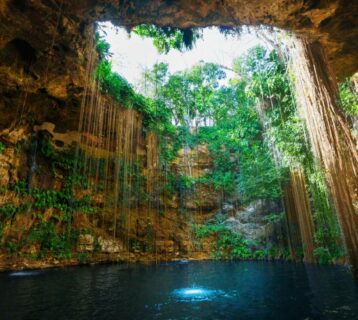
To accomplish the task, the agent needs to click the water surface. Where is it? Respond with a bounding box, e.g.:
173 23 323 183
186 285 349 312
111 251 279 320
1 261 358 320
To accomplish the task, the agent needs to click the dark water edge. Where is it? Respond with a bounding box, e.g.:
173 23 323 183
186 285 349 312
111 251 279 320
0 260 357 320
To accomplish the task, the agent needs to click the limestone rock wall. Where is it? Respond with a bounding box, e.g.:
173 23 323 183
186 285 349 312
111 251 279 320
171 144 220 210
0 100 221 271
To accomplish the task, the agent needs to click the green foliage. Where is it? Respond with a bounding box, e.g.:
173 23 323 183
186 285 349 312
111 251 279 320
252 249 267 259
235 45 311 167
40 136 56 159
94 29 180 135
0 141 5 153
5 241 18 254
339 79 358 117
141 60 284 203
313 247 333 264
12 179 27 195
192 223 250 259
95 27 171 130
198 87 283 201
93 237 101 252
15 141 22 154
94 60 173 132
152 62 226 126
192 223 227 238
308 169 343 263
9 138 94 219
215 231 251 259
6 179 91 259
0 186 7 195
77 252 89 264
128 238 142 251
0 204 19 218
236 45 344 262
92 34 284 208
0 222 4 239
28 222 78 259
192 221 289 260
96 32 112 60
0 135 99 260
95 60 144 109
237 148 284 202
133 25 202 53
263 212 284 223
29 188 93 218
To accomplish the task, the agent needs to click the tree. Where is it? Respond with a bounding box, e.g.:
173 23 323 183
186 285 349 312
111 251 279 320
133 25 202 53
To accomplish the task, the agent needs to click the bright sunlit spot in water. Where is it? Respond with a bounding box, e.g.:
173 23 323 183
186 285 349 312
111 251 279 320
184 289 204 295
172 287 226 302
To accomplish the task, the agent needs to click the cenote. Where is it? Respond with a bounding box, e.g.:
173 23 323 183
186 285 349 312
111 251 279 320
1 1 358 319
1 261 358 320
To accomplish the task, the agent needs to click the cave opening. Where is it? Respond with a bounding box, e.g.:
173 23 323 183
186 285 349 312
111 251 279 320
0 1 358 319
79 22 292 260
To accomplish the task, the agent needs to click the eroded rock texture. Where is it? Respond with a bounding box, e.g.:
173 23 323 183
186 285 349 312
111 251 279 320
0 0 357 104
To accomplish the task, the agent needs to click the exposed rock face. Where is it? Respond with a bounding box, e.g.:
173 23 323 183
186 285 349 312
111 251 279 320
223 200 282 247
172 144 219 210
0 149 14 187
0 116 220 270
77 234 95 252
97 236 123 253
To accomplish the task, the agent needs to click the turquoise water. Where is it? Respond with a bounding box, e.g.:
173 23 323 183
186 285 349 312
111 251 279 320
1 261 358 319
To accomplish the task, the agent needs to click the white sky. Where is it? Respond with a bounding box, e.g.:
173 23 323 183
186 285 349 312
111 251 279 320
99 22 263 90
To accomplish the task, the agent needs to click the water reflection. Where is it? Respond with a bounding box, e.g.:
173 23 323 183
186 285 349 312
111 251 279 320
9 271 42 277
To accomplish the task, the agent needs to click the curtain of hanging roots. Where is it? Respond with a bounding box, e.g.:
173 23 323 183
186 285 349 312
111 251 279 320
76 37 162 255
283 179 303 261
290 37 358 277
288 168 316 263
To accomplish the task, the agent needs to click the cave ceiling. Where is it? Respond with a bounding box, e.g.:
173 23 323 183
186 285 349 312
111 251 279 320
0 0 356 111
